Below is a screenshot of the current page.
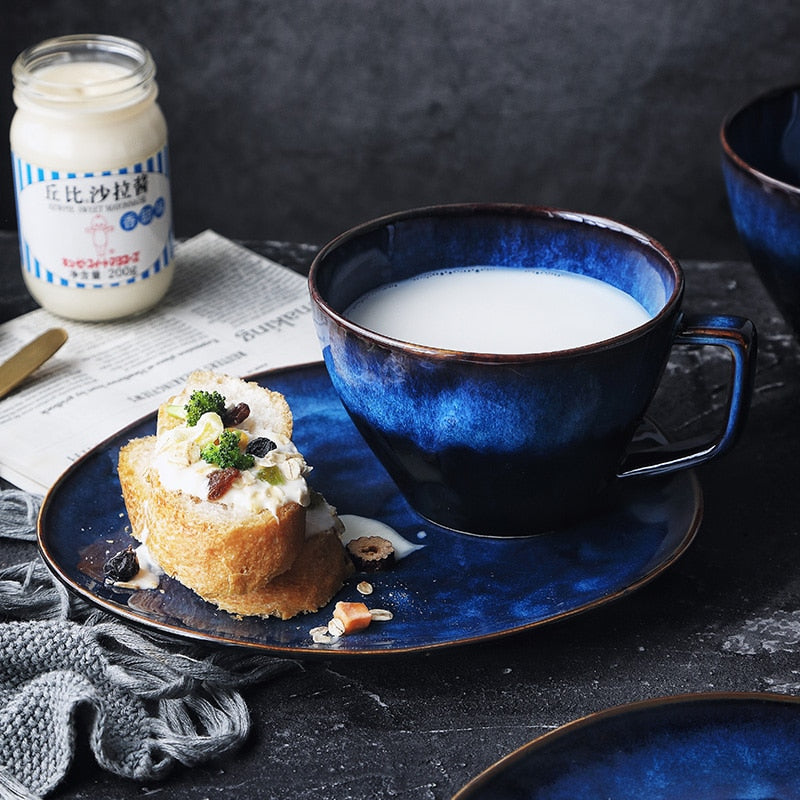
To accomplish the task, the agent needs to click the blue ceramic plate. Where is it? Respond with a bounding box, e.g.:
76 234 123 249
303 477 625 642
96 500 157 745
452 692 800 799
38 362 702 656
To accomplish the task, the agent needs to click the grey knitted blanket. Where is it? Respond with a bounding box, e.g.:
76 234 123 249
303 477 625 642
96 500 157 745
0 489 293 799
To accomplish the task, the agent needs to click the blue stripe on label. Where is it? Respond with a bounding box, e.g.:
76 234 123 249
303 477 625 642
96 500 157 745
12 148 171 183
12 145 172 289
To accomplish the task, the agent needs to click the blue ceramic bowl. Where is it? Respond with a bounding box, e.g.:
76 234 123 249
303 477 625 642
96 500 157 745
309 204 755 537
722 84 800 336
453 693 800 799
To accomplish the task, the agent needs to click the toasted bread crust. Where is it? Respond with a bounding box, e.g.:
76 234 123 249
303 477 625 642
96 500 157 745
209 531 355 620
157 370 293 438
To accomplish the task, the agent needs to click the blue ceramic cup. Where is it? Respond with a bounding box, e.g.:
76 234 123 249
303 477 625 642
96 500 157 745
722 84 800 337
308 204 756 536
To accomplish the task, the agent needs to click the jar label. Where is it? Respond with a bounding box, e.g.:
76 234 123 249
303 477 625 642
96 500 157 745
11 146 174 290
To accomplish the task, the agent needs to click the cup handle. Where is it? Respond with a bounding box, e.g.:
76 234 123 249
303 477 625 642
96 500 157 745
617 313 757 478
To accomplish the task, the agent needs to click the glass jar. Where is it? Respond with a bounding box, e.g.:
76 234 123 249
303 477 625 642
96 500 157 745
10 34 174 321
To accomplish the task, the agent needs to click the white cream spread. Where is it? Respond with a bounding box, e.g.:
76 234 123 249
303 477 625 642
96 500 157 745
338 515 425 560
305 492 346 540
151 410 310 517
111 543 163 590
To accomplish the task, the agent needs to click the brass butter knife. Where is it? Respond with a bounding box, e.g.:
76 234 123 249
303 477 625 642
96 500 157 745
0 327 68 400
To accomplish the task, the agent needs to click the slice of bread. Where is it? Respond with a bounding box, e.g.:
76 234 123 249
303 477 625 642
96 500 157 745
209 517 355 620
117 371 353 619
119 436 307 598
156 369 294 438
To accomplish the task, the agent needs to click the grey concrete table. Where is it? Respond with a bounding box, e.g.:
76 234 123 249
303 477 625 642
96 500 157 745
1 230 799 799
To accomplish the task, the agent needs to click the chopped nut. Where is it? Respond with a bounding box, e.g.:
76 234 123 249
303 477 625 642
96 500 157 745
309 601 394 644
346 536 396 572
310 626 332 644
281 456 303 481
327 617 345 637
333 601 373 633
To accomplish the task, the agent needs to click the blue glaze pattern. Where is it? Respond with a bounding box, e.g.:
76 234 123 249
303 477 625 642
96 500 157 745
311 204 753 535
454 693 800 799
38 363 701 656
722 84 800 336
320 209 675 316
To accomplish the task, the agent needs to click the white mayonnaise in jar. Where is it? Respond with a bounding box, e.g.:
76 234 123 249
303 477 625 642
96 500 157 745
10 34 174 321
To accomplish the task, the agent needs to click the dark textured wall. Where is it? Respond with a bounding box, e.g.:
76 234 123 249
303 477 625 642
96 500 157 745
3 1 800 258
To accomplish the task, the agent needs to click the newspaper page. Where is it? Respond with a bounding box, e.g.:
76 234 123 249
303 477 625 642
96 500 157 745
0 230 323 493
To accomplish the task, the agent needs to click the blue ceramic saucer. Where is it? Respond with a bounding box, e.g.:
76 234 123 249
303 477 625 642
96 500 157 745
452 692 800 799
38 362 702 656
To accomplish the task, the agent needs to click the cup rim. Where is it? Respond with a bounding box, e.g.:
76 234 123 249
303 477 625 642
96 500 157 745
720 82 800 196
308 203 684 363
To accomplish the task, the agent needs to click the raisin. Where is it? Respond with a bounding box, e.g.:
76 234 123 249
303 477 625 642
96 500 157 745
208 466 240 500
246 437 277 457
104 544 139 583
223 402 250 426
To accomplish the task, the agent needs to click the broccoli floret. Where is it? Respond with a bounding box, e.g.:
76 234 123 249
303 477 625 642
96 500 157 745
200 430 255 470
184 390 226 426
